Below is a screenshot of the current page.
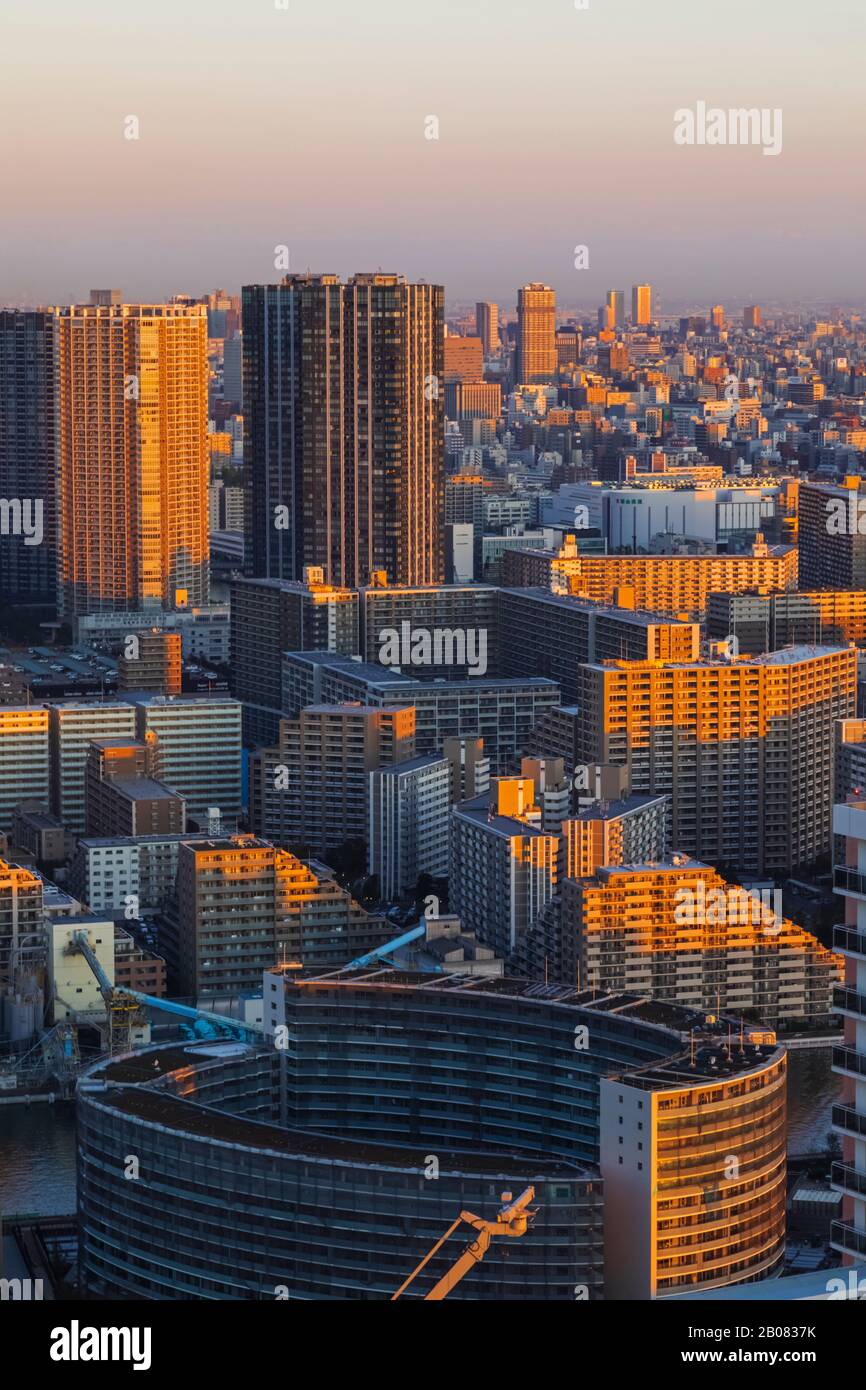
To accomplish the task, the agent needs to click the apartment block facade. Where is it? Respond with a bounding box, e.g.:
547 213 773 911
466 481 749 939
577 646 857 876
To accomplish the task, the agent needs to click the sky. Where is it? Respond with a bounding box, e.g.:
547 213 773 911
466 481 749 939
2 0 865 312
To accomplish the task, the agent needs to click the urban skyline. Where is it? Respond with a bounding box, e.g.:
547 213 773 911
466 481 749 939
3 0 866 1343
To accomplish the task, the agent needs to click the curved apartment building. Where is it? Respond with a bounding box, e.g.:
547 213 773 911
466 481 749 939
77 971 787 1299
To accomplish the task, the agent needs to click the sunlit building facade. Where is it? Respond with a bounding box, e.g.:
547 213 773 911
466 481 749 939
53 303 209 616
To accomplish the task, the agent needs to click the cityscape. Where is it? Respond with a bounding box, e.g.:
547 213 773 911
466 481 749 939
1 0 865 1358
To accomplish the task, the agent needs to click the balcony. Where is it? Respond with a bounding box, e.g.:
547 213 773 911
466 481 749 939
834 924 866 959
834 985 866 1019
832 1103 866 1140
833 1044 866 1081
831 1161 866 1200
831 1220 866 1260
834 866 866 899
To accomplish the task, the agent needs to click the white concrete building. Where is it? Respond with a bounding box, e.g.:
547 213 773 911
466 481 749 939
49 702 137 835
368 754 451 900
131 695 243 826
0 707 50 834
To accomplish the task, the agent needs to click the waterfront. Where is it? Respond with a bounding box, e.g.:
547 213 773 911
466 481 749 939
0 1048 841 1219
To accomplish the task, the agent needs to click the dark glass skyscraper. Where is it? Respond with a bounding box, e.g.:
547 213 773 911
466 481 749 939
0 310 57 606
243 274 444 587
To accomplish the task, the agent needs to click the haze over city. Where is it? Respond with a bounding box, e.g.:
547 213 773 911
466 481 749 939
3 0 866 307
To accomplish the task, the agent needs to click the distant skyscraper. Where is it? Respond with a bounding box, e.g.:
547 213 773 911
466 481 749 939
243 274 444 587
710 303 726 330
443 336 483 381
475 301 499 355
743 304 761 329
631 284 652 326
53 302 209 616
0 311 57 606
516 283 556 383
605 289 625 330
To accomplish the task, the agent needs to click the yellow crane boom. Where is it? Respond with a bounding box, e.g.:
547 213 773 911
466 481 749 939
392 1186 536 1301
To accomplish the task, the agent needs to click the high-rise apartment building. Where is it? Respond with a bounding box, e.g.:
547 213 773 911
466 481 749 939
559 537 798 615
799 477 866 591
118 629 182 696
450 778 560 957
0 311 57 605
497 587 700 703
563 859 840 1024
830 798 866 1265
52 302 209 615
230 571 359 744
249 703 416 856
475 301 499 355
601 1036 787 1298
280 650 560 773
516 283 556 384
577 646 857 876
0 859 44 990
49 701 138 835
708 587 866 654
131 695 243 826
630 284 652 326
242 274 444 587
743 304 761 329
0 707 50 835
368 753 451 898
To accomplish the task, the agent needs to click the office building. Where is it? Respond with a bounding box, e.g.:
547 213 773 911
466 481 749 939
743 304 761 329
52 302 209 615
516 283 556 383
242 274 444 587
631 284 652 326
368 753 451 899
577 646 857 876
605 290 625 330
475 301 499 355
0 311 57 605
0 707 50 835
443 336 483 381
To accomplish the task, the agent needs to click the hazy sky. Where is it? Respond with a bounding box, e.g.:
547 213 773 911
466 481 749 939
2 0 864 311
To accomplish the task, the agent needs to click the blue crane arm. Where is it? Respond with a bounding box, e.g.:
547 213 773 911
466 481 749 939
348 923 427 969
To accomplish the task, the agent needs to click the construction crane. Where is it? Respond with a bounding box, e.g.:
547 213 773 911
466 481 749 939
67 931 261 1050
391 1186 537 1300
